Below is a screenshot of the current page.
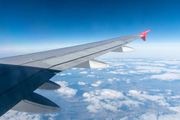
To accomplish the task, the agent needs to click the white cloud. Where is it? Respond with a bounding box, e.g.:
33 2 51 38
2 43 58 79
120 116 128 120
83 89 124 112
123 58 138 61
132 62 150 65
109 58 119 61
170 66 178 68
78 82 86 85
108 64 180 76
56 81 77 97
138 112 157 120
67 73 72 75
116 69 125 71
140 77 148 80
44 113 58 120
168 106 180 113
170 95 180 99
165 69 180 73
152 63 166 66
86 105 99 113
131 62 165 66
108 78 120 83
158 113 180 120
128 90 145 101
59 73 66 76
133 65 180 81
128 90 169 106
166 90 171 94
1 111 41 120
135 65 180 74
110 63 126 66
108 79 113 83
155 60 180 65
150 73 180 81
83 89 142 113
1 111 58 120
126 79 131 83
108 71 128 75
80 71 88 74
150 89 161 92
129 70 138 74
87 75 95 77
91 81 102 87
71 68 77 70
97 69 102 70
137 112 180 120
166 89 172 92
118 99 142 108
107 62 176 76
135 66 165 73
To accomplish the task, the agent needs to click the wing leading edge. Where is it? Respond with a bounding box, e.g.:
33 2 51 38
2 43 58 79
0 30 150 116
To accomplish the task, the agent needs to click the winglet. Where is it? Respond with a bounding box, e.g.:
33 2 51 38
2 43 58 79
138 30 150 41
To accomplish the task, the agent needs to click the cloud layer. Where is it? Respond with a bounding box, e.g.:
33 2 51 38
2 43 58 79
56 81 77 97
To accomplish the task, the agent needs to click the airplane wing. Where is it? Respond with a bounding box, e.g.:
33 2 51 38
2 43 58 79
0 30 150 116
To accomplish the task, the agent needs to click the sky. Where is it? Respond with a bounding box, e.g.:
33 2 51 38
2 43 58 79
0 0 180 58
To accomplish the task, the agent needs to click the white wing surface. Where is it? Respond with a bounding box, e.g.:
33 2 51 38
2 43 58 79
0 30 150 116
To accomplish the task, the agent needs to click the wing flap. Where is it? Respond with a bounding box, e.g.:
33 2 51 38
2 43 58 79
112 46 136 52
11 92 60 113
74 59 109 69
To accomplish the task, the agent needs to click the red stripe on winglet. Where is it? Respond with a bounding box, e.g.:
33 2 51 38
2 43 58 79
138 30 150 41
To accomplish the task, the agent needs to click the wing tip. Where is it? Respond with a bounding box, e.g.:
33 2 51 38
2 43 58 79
138 30 150 41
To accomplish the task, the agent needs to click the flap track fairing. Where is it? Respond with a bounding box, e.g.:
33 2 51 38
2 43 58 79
11 92 60 113
38 80 60 90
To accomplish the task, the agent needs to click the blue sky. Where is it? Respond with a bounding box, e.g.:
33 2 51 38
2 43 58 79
0 0 180 57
